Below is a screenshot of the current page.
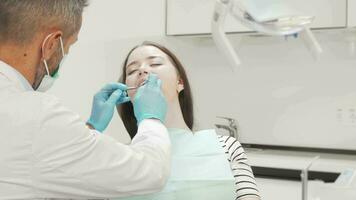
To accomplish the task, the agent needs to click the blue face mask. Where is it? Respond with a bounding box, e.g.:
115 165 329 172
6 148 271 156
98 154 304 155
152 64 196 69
36 34 67 92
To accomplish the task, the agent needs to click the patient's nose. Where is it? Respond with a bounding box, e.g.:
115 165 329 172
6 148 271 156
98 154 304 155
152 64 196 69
138 64 150 76
138 70 148 78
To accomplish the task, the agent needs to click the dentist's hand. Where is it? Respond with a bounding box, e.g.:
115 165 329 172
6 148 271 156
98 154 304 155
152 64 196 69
133 74 167 124
87 83 130 132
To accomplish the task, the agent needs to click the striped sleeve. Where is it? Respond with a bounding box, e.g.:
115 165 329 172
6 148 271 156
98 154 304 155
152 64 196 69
218 135 261 200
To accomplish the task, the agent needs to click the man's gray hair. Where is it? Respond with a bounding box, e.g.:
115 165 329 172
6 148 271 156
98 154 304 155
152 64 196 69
0 0 89 44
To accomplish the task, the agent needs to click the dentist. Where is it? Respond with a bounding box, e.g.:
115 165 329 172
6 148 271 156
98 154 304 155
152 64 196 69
0 0 170 199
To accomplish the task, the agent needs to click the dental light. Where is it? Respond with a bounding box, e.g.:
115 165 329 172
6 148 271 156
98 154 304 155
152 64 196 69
212 0 323 69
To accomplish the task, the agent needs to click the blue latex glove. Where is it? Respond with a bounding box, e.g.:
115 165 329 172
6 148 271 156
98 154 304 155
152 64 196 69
87 83 130 132
133 74 167 124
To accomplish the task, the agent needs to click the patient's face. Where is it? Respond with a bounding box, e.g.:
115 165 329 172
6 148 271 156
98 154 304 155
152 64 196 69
125 45 182 102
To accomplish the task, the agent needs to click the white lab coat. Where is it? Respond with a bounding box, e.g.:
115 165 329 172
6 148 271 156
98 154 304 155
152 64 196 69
0 60 171 199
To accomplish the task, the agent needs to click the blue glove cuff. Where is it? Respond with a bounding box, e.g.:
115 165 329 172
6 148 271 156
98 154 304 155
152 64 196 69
137 113 166 125
86 119 103 132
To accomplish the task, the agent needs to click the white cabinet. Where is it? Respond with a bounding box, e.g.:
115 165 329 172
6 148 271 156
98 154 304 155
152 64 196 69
166 0 347 35
166 0 249 35
286 0 347 29
349 0 356 27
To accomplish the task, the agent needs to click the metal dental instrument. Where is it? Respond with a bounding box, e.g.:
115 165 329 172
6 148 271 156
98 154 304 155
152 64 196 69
103 80 147 93
126 81 147 91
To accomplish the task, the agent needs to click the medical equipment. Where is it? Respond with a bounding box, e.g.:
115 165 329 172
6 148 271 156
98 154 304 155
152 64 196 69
301 156 319 200
214 116 239 139
211 0 323 69
127 81 147 91
102 80 147 93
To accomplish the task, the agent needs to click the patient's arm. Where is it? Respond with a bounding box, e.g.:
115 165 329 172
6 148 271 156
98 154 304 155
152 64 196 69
218 135 261 200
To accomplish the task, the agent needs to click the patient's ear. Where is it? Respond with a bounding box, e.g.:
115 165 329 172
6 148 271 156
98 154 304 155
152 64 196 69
177 78 184 93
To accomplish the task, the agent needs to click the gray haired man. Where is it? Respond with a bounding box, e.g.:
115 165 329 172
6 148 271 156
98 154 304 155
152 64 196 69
0 0 170 199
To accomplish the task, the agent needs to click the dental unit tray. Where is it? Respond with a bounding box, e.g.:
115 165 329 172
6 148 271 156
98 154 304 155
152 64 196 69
211 0 323 69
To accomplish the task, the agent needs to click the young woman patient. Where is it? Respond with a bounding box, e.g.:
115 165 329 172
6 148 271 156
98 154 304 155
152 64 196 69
117 41 261 200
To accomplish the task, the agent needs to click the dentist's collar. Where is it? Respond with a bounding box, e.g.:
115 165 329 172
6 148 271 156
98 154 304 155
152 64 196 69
0 60 34 91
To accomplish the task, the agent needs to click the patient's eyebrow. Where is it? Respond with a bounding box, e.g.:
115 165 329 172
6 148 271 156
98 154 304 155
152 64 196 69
147 55 163 60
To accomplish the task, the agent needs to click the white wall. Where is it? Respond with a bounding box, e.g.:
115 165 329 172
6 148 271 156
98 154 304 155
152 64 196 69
49 1 356 149
349 0 356 27
79 0 166 42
